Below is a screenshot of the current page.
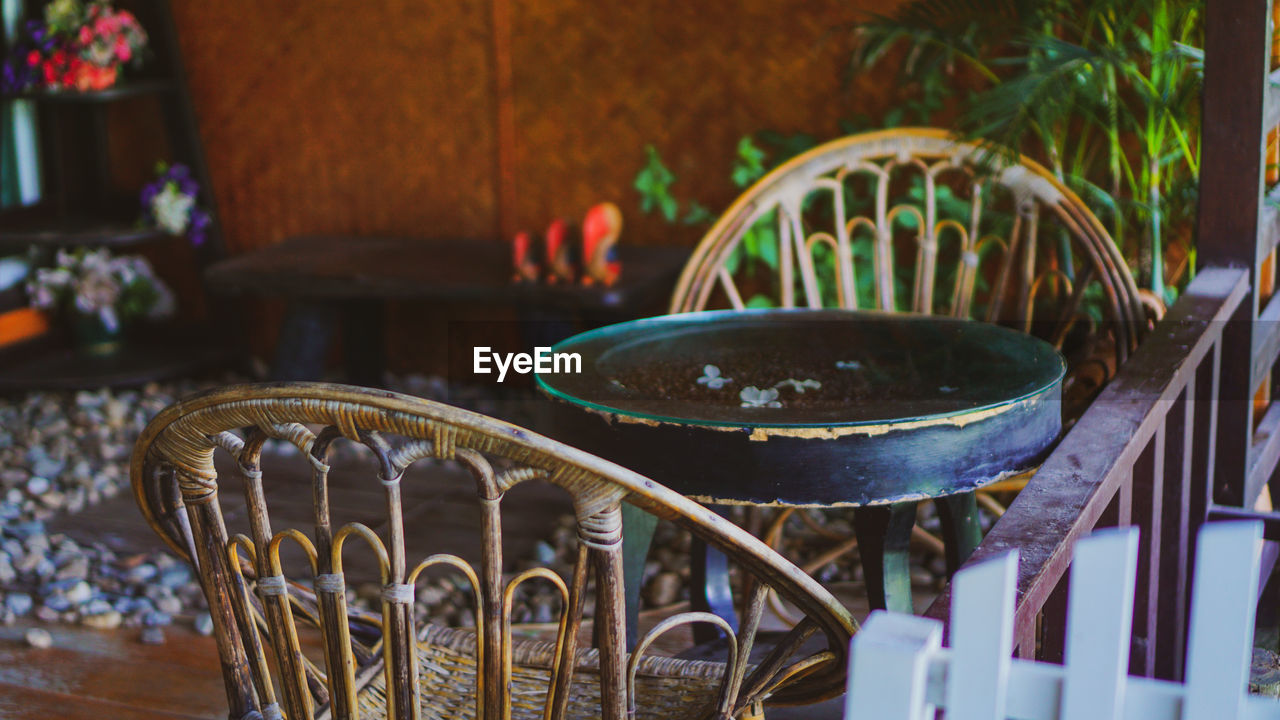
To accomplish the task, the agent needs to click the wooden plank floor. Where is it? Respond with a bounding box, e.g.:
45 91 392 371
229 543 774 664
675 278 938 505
17 447 899 719
0 619 227 719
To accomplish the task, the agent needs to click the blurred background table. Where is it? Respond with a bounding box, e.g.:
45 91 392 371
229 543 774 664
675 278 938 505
205 235 689 384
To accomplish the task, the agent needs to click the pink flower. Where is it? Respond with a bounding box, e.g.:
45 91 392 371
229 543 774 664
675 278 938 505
114 35 131 62
78 26 91 45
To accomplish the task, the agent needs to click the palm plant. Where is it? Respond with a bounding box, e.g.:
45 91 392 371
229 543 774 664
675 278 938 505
853 0 1202 301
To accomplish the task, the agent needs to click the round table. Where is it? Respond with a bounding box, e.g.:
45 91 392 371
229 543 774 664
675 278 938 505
537 309 1065 631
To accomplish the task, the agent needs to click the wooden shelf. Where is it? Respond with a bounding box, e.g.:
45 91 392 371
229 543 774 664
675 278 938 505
0 200 171 249
0 79 172 104
0 215 166 249
0 1 231 391
0 330 237 392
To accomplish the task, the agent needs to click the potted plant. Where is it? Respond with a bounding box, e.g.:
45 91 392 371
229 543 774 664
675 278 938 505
26 247 175 356
851 0 1202 302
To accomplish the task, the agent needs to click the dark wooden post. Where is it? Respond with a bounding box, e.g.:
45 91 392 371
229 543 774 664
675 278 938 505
1196 0 1273 507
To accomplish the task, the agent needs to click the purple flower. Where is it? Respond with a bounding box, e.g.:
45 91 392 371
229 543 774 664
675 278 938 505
139 182 159 207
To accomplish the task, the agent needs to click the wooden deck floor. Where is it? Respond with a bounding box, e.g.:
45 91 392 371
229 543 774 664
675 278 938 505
10 449 895 719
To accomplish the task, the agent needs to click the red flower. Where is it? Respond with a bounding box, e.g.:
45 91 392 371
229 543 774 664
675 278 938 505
51 50 67 66
26 50 40 67
42 62 56 84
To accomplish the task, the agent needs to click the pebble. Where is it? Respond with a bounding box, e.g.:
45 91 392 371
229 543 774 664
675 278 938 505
156 596 182 615
143 611 172 627
81 610 122 630
158 566 190 588
124 563 158 583
643 572 683 607
55 556 88 581
194 612 214 636
140 626 166 645
24 627 51 648
64 581 92 605
533 541 557 565
5 593 31 616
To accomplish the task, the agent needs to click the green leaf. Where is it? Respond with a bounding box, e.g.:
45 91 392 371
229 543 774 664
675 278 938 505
756 224 780 271
723 246 743 276
633 146 680 222
682 202 714 226
658 195 678 223
746 294 775 309
731 136 768 188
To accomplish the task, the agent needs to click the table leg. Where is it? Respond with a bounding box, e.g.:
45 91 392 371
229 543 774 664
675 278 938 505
853 502 918 613
620 503 657 651
934 491 983 576
341 299 386 387
690 526 740 643
271 301 335 381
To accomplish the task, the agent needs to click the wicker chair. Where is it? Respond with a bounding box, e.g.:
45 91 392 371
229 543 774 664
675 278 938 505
668 127 1149 607
670 127 1148 415
131 382 855 720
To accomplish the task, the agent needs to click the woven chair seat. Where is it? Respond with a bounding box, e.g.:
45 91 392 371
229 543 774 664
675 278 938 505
341 623 732 720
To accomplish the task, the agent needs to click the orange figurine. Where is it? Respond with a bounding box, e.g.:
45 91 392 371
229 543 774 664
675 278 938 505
581 202 622 287
544 218 577 284
510 230 540 283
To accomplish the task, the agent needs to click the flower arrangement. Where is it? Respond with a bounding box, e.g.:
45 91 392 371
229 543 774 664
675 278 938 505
26 248 174 334
1 0 147 94
140 162 211 246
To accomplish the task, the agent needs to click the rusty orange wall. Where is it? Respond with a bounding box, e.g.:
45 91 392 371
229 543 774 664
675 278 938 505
171 0 905 257
171 0 499 254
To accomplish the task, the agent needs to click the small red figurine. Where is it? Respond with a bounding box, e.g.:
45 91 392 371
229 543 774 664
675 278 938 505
581 202 622 287
544 218 577 284
510 230 540 283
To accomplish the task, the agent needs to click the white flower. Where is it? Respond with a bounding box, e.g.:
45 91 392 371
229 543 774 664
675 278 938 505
152 183 195 236
697 364 732 390
773 378 821 393
835 360 863 371
73 265 122 315
739 386 781 408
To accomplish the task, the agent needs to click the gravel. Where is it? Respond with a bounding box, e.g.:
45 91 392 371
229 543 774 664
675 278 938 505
0 379 229 640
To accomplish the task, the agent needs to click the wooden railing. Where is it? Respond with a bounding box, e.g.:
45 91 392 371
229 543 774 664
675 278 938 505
925 267 1249 681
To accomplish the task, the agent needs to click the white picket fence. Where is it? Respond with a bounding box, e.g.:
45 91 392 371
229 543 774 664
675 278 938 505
844 521 1280 720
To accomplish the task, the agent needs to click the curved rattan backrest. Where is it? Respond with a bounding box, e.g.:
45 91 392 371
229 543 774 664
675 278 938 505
131 382 854 720
670 128 1145 379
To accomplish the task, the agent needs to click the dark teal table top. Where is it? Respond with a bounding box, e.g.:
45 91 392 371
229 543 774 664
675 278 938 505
538 309 1065 431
